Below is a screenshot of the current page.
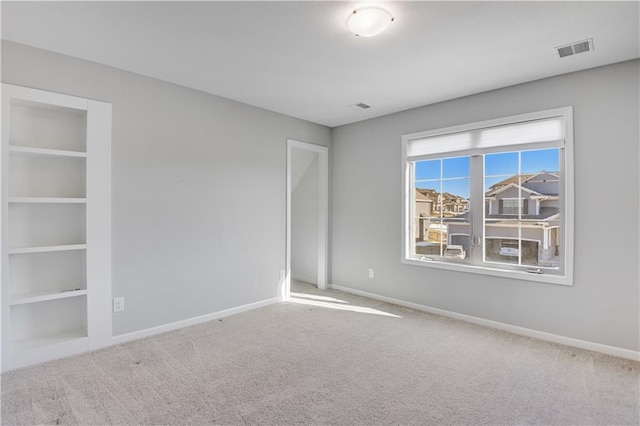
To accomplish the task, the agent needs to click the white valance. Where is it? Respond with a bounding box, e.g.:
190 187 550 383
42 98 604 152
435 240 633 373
405 115 566 160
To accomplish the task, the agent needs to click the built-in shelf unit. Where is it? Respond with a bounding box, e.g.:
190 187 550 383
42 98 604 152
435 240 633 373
2 84 112 371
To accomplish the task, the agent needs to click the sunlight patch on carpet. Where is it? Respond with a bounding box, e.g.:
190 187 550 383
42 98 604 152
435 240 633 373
289 296 401 317
290 292 349 304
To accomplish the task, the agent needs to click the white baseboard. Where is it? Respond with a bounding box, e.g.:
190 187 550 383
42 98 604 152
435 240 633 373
113 297 279 345
330 284 640 362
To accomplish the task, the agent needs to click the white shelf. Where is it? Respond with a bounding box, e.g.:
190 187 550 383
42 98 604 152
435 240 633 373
9 244 87 255
11 328 88 352
2 83 112 372
8 197 87 204
9 145 86 158
10 289 87 306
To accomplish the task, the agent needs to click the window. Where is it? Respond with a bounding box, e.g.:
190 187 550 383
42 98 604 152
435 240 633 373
500 199 524 215
402 108 573 285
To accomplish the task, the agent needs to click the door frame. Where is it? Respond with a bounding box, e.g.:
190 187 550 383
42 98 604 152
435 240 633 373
284 139 329 300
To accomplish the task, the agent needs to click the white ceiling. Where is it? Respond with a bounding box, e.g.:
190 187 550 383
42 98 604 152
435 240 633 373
2 1 638 127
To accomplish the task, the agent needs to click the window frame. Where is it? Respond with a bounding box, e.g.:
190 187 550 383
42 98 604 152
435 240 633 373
401 107 574 286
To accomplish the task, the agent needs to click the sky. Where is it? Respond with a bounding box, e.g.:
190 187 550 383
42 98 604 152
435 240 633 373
415 148 560 198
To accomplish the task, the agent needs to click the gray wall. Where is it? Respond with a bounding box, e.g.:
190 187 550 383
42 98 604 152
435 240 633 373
3 40 638 352
291 150 319 284
2 41 331 335
332 60 639 351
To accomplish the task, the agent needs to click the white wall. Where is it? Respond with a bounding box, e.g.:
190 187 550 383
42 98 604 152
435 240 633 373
331 60 639 351
1 41 331 336
291 149 318 284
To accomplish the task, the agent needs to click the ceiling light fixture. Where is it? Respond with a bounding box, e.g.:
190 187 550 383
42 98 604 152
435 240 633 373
346 6 394 37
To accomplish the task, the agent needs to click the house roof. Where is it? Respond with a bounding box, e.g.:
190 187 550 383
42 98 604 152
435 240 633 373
416 188 436 202
485 182 544 198
489 174 537 191
415 190 432 202
416 188 468 204
489 172 559 190
487 172 560 197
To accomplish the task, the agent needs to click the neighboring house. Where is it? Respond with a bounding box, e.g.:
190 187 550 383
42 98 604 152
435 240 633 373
483 172 560 266
417 188 469 216
442 192 470 214
414 190 433 242
414 188 468 255
418 172 560 267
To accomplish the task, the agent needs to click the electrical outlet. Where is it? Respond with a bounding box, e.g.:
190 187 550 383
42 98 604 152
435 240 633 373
113 297 125 312
368 269 375 279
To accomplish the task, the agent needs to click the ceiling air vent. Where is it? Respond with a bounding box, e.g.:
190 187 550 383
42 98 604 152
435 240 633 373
555 38 594 58
347 102 371 111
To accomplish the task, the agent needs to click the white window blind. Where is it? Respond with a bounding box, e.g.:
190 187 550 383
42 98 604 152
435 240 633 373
406 116 565 160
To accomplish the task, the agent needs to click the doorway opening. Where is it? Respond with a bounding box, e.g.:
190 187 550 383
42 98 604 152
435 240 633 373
284 139 328 301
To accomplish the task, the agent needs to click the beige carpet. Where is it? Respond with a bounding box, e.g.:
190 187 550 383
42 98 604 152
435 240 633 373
2 281 638 425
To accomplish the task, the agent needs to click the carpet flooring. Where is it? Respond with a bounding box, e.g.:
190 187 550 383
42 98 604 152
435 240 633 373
2 281 638 425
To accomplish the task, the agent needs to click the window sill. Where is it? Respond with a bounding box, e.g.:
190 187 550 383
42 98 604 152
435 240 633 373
402 257 573 286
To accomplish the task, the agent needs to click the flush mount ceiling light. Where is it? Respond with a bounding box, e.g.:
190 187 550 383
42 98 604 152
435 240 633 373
347 6 394 37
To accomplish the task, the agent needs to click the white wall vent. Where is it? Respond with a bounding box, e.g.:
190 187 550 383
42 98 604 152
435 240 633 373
555 38 594 58
347 103 371 111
